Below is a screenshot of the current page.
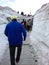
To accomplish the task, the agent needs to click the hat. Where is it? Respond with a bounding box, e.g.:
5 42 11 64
11 15 19 20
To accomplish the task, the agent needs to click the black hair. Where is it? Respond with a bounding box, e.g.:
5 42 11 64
12 19 17 21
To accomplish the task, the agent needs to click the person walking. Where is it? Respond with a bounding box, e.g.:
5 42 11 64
4 16 27 65
21 19 27 29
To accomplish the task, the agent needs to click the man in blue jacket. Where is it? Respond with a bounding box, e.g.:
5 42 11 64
4 16 27 65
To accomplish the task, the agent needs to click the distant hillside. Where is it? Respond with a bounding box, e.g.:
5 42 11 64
0 6 24 24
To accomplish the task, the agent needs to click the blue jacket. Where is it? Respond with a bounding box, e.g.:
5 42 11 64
4 20 26 46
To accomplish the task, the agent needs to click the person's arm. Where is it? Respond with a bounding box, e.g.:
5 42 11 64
4 25 8 37
21 25 27 41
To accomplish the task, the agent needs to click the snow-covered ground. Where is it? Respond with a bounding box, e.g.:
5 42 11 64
0 24 8 62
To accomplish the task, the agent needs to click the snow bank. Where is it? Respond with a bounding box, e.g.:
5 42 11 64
0 6 26 24
0 24 8 62
30 3 49 65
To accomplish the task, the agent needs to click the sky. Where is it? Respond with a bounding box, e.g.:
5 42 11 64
0 0 49 15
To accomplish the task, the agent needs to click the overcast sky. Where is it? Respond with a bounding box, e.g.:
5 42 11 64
0 0 49 15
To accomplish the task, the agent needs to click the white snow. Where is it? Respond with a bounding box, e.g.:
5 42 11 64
30 3 49 65
0 24 8 62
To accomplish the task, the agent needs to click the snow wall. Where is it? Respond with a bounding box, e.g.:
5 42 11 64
30 3 49 65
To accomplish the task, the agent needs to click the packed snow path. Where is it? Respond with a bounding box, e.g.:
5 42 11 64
0 45 38 65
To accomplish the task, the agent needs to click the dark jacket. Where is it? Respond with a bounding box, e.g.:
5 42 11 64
21 19 26 29
4 19 26 46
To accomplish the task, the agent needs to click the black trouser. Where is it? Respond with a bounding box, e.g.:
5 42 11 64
9 45 22 65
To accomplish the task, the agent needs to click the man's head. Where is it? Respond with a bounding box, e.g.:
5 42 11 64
11 16 19 21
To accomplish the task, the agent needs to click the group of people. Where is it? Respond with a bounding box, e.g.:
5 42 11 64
21 18 33 31
4 16 33 65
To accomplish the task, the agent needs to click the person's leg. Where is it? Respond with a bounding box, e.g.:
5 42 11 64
16 45 22 63
9 45 16 65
